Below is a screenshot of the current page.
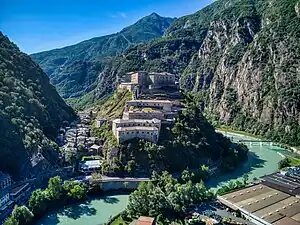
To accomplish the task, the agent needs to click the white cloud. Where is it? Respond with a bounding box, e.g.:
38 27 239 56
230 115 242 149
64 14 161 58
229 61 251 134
110 12 127 19
120 12 127 18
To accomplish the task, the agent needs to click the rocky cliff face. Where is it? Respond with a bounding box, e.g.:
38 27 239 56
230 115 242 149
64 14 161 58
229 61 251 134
177 0 300 145
0 33 76 178
88 0 299 145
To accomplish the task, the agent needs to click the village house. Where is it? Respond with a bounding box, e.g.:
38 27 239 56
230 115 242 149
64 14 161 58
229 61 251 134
10 183 31 205
0 173 11 190
79 160 102 174
130 216 157 225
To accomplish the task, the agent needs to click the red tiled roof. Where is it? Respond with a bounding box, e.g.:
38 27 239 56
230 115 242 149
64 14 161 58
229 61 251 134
136 216 155 225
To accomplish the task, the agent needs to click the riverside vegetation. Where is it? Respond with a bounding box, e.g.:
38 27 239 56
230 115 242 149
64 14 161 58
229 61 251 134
4 176 88 225
110 171 250 224
32 0 300 147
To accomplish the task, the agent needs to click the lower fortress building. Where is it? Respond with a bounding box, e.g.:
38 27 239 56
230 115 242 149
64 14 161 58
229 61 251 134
112 119 161 144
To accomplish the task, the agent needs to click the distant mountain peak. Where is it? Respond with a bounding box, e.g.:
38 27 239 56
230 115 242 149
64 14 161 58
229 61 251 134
149 12 161 17
31 13 175 99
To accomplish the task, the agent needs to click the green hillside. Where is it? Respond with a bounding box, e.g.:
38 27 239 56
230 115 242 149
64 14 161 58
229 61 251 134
0 32 76 178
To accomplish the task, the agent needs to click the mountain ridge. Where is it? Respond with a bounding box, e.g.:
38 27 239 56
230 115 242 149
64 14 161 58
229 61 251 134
31 13 175 98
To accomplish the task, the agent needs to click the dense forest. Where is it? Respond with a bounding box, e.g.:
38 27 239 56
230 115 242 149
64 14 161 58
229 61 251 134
0 33 76 178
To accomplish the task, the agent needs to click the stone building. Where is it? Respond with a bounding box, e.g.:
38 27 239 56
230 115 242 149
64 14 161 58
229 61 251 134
149 72 175 89
112 118 161 144
116 126 159 144
123 110 165 120
118 82 138 92
0 173 11 190
125 100 173 112
128 71 148 86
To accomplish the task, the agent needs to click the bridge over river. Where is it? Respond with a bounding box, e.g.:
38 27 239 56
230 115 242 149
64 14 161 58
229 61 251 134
220 131 274 146
238 139 274 146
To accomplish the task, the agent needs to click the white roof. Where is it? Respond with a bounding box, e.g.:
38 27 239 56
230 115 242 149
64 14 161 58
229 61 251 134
113 118 161 124
119 82 137 85
90 144 101 150
80 160 102 169
127 99 172 104
116 126 158 132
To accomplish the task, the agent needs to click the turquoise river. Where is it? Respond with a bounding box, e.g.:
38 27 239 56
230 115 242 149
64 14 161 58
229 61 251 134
36 132 289 225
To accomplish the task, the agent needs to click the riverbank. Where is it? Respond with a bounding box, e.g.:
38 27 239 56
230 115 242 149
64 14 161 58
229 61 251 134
217 126 300 154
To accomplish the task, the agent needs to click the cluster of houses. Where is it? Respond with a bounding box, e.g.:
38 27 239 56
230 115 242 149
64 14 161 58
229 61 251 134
57 111 103 163
0 173 31 223
113 71 180 144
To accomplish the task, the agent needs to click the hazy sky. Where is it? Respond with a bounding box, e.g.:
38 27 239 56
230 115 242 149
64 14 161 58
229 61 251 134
1 0 213 54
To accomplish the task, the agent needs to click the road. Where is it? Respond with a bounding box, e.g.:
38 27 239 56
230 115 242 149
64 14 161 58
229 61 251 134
75 175 150 183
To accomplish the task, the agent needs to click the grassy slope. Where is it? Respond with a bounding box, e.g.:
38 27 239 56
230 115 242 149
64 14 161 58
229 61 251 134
95 89 132 120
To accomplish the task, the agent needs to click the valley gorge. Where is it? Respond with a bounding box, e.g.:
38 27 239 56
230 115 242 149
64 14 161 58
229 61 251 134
1 0 300 224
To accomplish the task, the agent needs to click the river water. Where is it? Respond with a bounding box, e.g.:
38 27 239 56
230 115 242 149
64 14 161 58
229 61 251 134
207 132 287 189
36 132 289 225
36 194 129 225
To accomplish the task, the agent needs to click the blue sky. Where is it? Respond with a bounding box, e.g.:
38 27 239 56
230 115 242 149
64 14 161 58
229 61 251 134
1 0 213 54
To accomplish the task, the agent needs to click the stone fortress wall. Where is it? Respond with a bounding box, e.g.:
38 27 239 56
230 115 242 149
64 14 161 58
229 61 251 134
113 71 178 144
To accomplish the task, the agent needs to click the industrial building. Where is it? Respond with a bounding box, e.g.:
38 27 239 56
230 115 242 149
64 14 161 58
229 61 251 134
218 167 300 225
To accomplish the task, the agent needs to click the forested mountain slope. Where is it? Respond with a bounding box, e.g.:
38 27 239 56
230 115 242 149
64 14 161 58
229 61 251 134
0 33 76 178
83 0 300 146
31 13 175 98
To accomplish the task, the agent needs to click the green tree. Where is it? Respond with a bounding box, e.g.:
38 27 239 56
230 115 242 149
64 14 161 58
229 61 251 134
278 157 291 169
46 176 63 200
11 205 33 225
29 189 48 215
63 181 87 200
181 170 193 183
126 160 136 174
243 174 249 185
4 217 18 225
